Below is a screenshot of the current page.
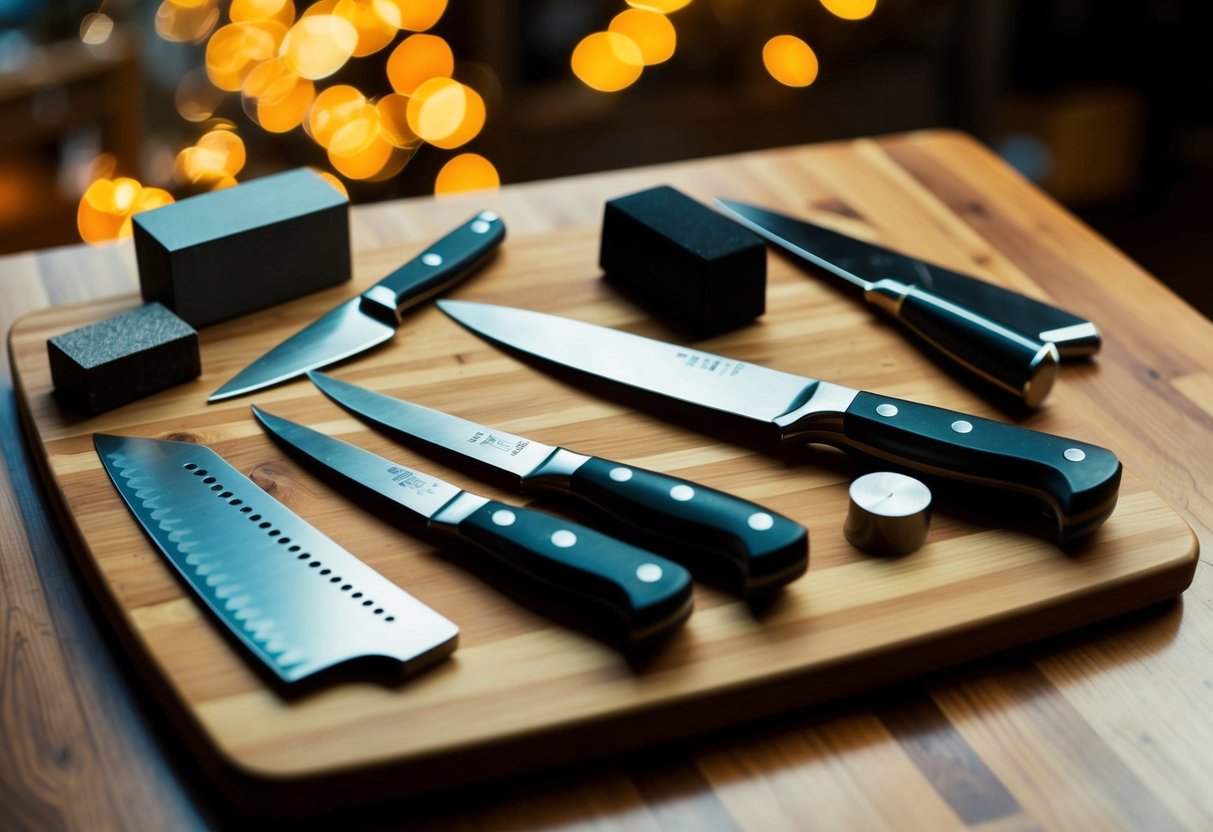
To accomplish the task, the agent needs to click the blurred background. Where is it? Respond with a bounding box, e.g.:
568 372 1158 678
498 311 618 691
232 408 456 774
0 0 1209 317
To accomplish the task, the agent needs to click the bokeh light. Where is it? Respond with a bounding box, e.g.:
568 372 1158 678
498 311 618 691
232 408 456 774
386 34 453 95
434 153 499 195
406 77 485 149
818 0 877 21
205 21 285 91
625 0 692 13
328 132 393 179
307 84 368 148
376 94 420 147
230 0 296 26
256 76 315 132
280 14 358 80
763 35 819 87
571 31 644 92
609 9 676 66
313 169 349 197
391 0 447 32
334 0 397 57
80 12 114 44
155 0 221 44
78 178 175 245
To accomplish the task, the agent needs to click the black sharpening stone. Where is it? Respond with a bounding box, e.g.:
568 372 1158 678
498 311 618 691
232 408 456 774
600 186 766 336
133 168 350 328
48 302 201 415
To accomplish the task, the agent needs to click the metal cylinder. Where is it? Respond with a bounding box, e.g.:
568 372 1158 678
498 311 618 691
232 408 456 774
844 471 932 556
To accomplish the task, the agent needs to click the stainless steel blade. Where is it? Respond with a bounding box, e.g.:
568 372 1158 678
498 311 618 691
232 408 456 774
437 300 833 425
252 408 464 519
95 434 458 683
209 298 395 402
309 371 558 482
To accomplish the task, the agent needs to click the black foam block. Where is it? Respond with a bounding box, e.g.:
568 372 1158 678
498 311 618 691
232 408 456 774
48 302 201 414
133 168 350 328
600 185 766 336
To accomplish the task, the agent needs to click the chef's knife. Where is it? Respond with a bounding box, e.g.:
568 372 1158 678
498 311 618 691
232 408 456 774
251 407 694 643
308 371 808 595
209 211 505 402
716 198 1083 409
437 300 1122 542
94 434 458 684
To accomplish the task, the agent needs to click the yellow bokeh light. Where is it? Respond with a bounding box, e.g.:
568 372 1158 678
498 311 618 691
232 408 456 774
230 0 295 26
242 56 298 102
197 130 247 177
609 9 676 66
155 0 220 44
571 31 644 92
405 77 485 149
327 100 380 156
78 178 176 245
301 0 338 17
328 132 393 179
376 94 419 147
174 146 227 184
205 21 285 91
818 0 877 21
313 169 349 197
307 84 367 148
434 153 499 196
381 0 446 32
334 0 396 57
386 34 453 95
257 76 315 132
280 14 359 80
210 176 239 190
762 35 819 87
80 12 114 45
625 0 692 13
163 0 212 8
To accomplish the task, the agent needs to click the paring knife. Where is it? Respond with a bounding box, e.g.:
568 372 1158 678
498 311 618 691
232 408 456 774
715 198 1088 409
251 407 694 644
308 371 809 595
208 211 505 402
95 434 459 684
437 300 1123 543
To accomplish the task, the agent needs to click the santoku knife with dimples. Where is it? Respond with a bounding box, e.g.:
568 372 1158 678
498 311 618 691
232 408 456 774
252 407 694 644
309 371 808 595
209 211 505 402
437 300 1122 543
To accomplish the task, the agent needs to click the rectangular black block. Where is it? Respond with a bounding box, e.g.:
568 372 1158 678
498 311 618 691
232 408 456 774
48 302 201 415
133 168 350 328
600 185 766 336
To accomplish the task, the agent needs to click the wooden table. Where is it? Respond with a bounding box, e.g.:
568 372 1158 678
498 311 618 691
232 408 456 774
2 131 1210 830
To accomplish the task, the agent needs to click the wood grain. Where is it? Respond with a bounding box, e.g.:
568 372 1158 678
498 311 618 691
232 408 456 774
3 131 1212 829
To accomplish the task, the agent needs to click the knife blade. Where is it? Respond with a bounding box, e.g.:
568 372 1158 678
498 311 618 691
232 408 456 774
208 211 505 402
94 434 458 684
716 198 1091 409
308 371 809 595
437 300 1122 543
251 407 694 644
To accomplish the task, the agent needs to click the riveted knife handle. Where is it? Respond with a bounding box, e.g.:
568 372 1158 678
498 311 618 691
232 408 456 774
360 211 506 326
841 391 1121 542
454 499 693 642
866 279 1059 409
567 457 808 594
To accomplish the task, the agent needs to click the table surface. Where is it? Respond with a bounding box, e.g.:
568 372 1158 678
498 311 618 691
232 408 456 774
2 131 1211 831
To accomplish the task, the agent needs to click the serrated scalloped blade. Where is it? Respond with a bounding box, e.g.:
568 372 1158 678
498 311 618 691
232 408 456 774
94 434 458 684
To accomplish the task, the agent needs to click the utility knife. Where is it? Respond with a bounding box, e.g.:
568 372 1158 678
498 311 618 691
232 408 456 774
437 300 1122 543
716 199 1102 408
209 211 505 402
252 407 694 644
309 371 809 595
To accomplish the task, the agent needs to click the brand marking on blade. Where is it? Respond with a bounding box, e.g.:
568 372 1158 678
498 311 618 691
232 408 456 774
387 465 444 496
468 430 529 456
675 350 745 378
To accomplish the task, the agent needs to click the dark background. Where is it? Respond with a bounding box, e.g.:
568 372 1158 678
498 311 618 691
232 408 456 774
2 0 1209 317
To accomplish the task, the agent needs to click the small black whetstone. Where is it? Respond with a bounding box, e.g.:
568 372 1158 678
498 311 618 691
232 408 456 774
48 302 201 415
600 185 766 336
133 168 350 328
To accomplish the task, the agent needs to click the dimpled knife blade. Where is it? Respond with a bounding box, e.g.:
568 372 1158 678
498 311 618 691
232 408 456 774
94 434 458 684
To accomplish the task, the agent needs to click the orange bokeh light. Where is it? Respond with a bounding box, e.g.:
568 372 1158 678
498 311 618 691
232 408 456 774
819 0 877 20
376 94 420 147
307 84 367 148
571 31 644 92
334 0 397 57
383 0 446 32
434 153 499 195
609 8 677 66
280 14 359 80
78 178 175 245
257 76 316 132
230 0 295 26
205 21 285 91
156 0 220 44
625 0 691 13
328 132 393 179
763 35 819 87
406 77 485 150
313 169 349 197
197 130 247 176
386 34 453 96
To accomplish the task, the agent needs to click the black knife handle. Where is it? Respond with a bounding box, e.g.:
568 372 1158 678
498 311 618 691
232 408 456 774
452 499 693 643
841 391 1121 542
866 279 1059 408
567 457 808 594
360 211 505 326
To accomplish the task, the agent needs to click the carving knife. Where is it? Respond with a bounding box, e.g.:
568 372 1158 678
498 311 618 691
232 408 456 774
251 407 694 644
308 371 809 595
208 211 505 402
715 199 1101 408
95 434 459 684
437 300 1123 542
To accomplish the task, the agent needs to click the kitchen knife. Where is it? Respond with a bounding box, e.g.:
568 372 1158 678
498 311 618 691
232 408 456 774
251 407 694 644
208 211 505 402
716 198 1095 408
94 434 458 684
308 371 809 595
437 300 1122 542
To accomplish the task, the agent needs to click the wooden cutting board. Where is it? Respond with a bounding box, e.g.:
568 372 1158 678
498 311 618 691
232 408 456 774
8 152 1197 815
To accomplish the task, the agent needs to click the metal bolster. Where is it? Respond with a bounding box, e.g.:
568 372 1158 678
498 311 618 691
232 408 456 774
863 279 911 316
429 491 490 528
772 381 858 444
360 285 400 325
522 447 592 490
